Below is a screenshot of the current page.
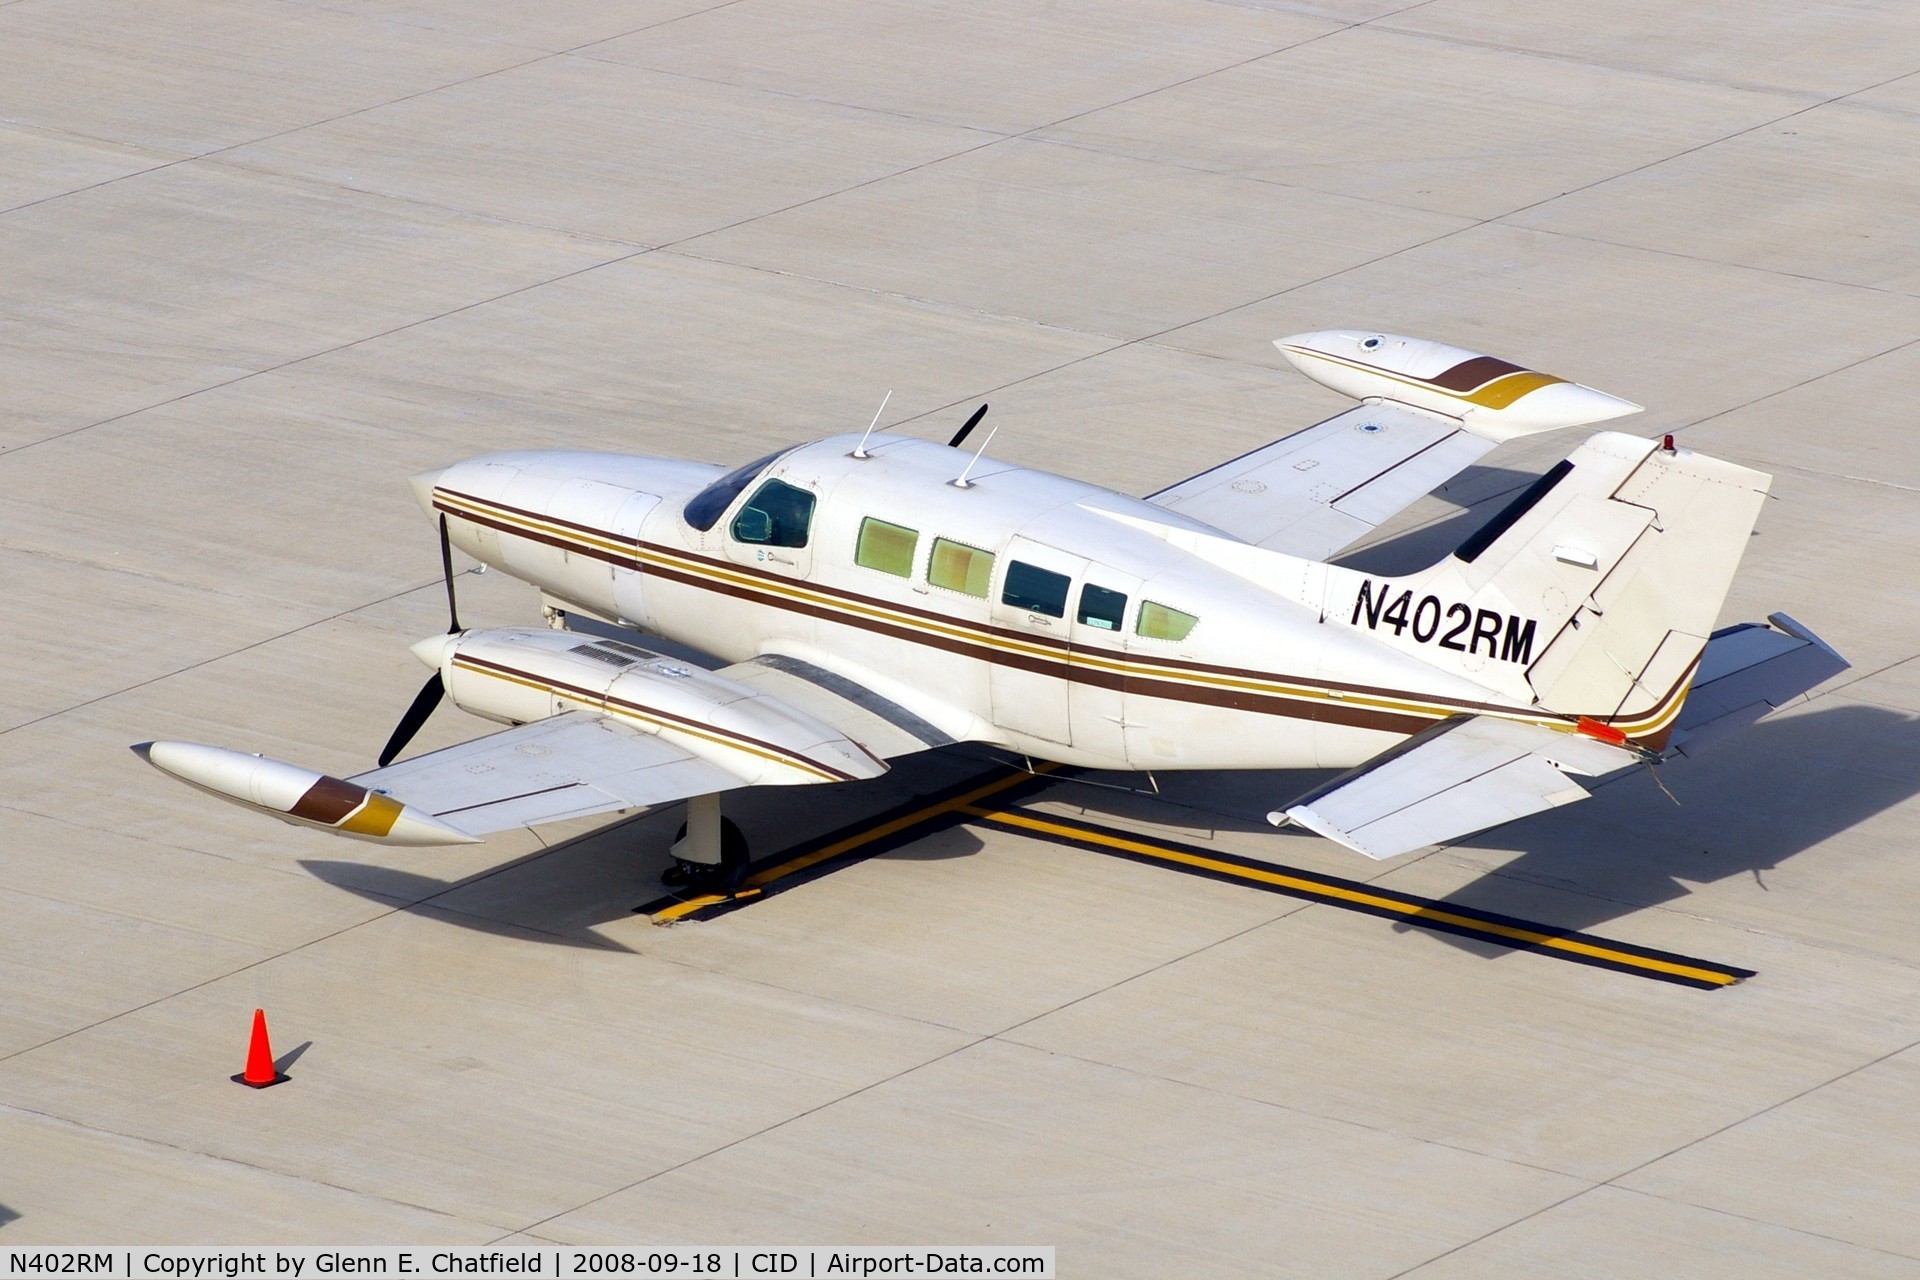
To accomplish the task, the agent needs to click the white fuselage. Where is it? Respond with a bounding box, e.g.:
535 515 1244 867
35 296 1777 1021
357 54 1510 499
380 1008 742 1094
423 433 1519 772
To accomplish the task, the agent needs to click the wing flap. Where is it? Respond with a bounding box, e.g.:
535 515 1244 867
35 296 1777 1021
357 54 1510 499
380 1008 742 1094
717 653 960 760
350 711 743 836
1146 404 1494 560
1278 715 1638 859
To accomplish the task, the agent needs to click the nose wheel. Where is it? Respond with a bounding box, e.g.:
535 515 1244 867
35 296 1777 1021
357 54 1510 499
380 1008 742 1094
662 794 749 895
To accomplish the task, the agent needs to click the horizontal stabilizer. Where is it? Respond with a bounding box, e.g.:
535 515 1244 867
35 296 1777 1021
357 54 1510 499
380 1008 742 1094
1270 715 1640 860
1667 613 1849 755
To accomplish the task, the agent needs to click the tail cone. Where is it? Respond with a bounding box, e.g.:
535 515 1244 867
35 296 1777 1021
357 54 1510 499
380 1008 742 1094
233 1008 289 1089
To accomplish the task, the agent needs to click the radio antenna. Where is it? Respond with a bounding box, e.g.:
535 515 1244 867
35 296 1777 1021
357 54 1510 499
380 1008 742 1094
851 389 891 459
951 424 998 489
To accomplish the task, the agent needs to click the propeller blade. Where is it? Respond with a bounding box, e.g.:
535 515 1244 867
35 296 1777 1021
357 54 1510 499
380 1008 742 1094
378 672 445 768
946 403 989 449
438 514 462 634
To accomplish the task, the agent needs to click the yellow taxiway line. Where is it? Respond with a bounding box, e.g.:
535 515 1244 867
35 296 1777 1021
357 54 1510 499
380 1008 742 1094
961 806 1747 988
646 769 1750 989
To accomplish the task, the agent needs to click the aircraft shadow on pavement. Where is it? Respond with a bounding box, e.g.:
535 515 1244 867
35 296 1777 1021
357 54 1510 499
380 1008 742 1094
0 1202 19 1230
1045 702 1920 955
296 750 998 945
297 810 676 952
1417 701 1920 954
295 700 1914 959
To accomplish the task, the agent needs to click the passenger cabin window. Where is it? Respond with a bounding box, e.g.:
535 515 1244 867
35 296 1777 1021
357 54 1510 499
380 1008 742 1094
928 537 993 598
1002 560 1069 618
855 517 918 577
730 479 815 548
1077 584 1127 631
684 451 784 532
1136 600 1198 642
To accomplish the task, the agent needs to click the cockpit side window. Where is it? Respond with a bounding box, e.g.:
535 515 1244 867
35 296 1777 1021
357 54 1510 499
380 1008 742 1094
730 479 816 548
1002 560 1069 618
683 451 785 532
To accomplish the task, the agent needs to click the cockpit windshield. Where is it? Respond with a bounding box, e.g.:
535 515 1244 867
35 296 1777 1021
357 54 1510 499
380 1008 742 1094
683 450 787 532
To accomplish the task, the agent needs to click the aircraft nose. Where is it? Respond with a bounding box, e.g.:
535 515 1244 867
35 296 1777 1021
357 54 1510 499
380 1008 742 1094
409 633 459 671
409 467 448 517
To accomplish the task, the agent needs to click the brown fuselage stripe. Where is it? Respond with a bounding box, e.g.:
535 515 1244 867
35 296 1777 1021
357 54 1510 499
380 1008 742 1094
452 651 865 781
440 488 1536 705
435 490 1690 744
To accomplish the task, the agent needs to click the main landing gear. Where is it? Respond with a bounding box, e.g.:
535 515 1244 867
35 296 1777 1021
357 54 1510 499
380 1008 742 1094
662 792 750 895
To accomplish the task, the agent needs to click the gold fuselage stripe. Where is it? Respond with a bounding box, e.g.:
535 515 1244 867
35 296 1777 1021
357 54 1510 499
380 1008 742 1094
433 489 1691 742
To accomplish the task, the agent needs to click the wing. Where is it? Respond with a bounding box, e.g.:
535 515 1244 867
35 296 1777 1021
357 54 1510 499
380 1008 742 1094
1149 330 1644 561
348 710 748 836
343 648 968 840
1273 715 1639 860
1145 403 1500 560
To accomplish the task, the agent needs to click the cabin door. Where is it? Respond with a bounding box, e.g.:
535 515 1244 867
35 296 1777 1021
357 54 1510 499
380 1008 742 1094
608 489 662 628
987 537 1086 748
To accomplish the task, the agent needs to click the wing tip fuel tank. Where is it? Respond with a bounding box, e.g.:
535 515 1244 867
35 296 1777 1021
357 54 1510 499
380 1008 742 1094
132 740 479 845
1276 330 1642 438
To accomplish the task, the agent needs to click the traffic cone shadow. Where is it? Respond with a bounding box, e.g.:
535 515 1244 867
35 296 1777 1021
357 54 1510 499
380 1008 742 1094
232 1008 290 1089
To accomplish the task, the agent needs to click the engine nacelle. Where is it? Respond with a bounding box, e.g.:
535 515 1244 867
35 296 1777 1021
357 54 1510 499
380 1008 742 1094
411 626 887 787
1276 330 1641 441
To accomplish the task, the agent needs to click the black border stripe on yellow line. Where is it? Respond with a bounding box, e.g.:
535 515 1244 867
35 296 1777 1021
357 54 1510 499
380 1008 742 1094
638 766 1752 989
638 764 1058 922
968 807 1751 989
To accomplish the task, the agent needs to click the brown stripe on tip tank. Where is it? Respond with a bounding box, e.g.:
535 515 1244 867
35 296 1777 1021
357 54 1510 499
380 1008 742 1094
290 775 369 824
1425 355 1530 393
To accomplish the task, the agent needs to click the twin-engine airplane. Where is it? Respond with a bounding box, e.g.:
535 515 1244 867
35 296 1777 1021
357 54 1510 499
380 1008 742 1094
137 331 1848 890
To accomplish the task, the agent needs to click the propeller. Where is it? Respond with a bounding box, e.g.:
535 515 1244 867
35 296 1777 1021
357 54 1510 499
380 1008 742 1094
437 513 461 633
377 515 463 768
946 403 989 449
378 671 445 768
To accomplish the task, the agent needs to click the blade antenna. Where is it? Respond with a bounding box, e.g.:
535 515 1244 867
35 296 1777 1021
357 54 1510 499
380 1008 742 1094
438 514 462 634
851 389 892 459
951 424 998 489
947 402 989 449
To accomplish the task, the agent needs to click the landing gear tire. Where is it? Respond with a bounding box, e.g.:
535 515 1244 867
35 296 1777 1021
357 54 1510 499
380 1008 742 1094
662 817 749 894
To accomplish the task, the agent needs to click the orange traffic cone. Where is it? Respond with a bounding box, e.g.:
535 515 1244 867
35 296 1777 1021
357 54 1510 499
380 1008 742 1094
232 1008 289 1089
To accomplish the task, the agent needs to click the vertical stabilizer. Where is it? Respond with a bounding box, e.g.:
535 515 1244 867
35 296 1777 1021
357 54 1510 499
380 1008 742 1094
1320 432 1771 746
